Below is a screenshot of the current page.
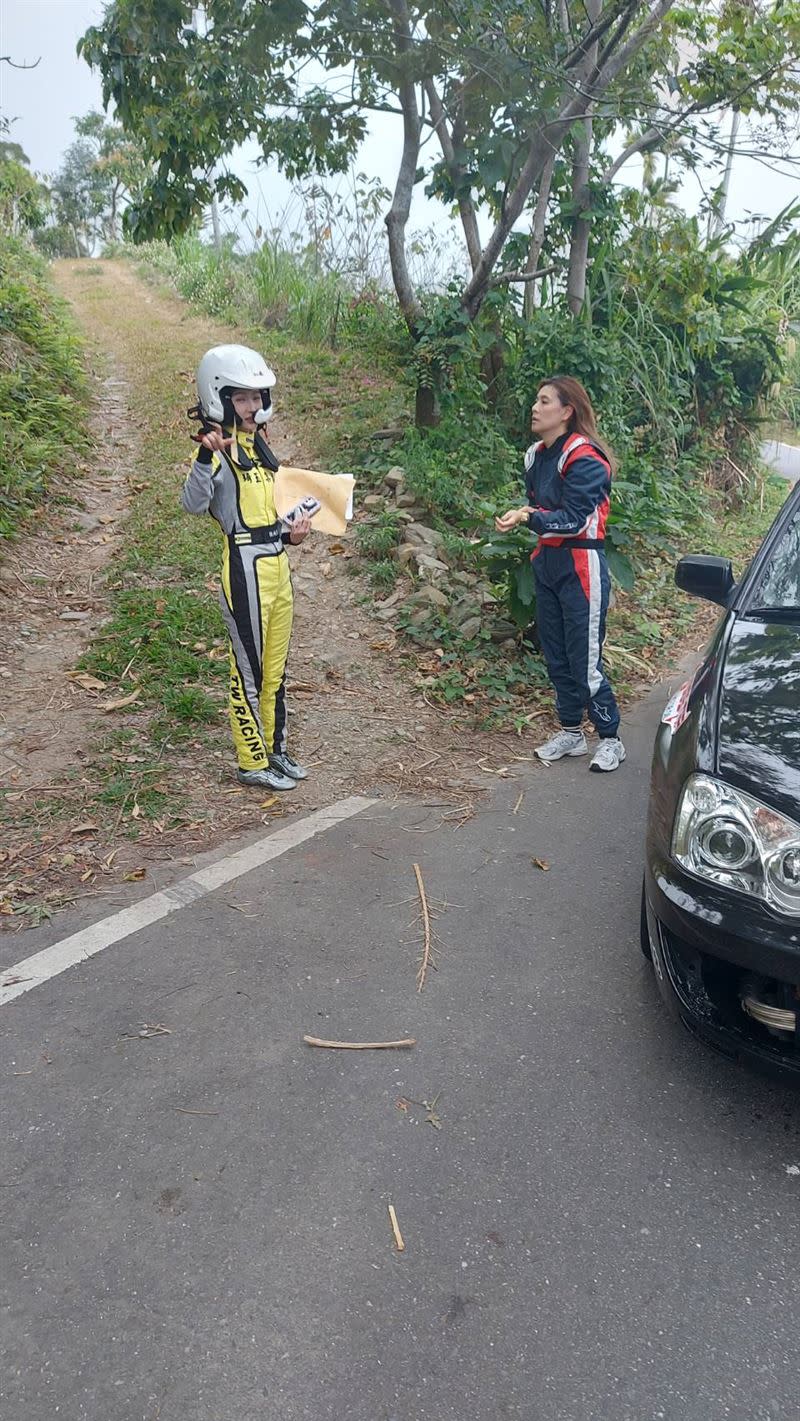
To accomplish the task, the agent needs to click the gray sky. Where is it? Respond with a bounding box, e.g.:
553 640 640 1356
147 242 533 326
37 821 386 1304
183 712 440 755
2 0 798 249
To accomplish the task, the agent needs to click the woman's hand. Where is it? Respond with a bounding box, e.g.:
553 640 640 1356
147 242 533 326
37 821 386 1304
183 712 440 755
198 424 233 453
288 515 312 545
494 506 534 533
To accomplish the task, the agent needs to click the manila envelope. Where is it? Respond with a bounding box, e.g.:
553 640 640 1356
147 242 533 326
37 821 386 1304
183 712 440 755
274 465 355 536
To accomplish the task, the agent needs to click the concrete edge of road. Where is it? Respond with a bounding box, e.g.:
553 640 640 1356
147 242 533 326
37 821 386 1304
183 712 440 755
0 795 377 1010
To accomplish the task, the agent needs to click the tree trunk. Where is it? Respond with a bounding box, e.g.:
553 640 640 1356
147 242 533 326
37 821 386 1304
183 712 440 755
523 153 556 319
425 78 482 275
385 0 423 337
566 115 592 317
415 382 438 428
566 0 600 318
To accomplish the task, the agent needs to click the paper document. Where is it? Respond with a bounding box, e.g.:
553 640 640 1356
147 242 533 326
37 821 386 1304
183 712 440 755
274 466 355 536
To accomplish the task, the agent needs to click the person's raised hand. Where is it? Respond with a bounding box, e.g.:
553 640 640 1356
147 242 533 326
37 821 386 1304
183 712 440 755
197 424 233 453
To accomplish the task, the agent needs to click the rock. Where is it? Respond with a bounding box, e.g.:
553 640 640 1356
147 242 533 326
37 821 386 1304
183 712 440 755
59 610 91 621
376 588 405 610
458 616 482 640
406 522 444 548
490 620 519 643
362 494 384 509
450 598 479 628
396 511 416 523
395 492 418 508
406 585 449 610
384 466 406 490
394 543 419 565
501 638 517 651
415 554 449 582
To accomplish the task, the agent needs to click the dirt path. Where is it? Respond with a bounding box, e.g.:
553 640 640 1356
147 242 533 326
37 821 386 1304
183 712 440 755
0 260 486 928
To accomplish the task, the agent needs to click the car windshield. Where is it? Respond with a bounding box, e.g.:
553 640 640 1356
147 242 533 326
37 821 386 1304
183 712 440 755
749 504 800 613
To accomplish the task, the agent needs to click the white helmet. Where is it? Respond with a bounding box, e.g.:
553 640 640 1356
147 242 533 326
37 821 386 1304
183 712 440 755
196 344 276 423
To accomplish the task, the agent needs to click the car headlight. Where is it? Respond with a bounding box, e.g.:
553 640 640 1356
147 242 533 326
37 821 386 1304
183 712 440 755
673 774 800 916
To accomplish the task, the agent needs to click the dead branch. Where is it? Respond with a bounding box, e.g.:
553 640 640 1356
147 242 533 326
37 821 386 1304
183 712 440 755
414 862 433 992
303 1035 416 1050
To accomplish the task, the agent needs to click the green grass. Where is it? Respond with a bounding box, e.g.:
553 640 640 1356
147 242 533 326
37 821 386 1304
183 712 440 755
0 236 89 539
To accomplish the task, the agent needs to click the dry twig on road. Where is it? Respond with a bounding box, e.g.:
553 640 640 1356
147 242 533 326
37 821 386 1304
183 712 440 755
303 1035 416 1050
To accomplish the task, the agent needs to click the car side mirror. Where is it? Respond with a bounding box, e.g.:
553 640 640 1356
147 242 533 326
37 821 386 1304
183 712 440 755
675 555 736 608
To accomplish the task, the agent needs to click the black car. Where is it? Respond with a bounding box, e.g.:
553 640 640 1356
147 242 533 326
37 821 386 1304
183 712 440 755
643 476 800 1075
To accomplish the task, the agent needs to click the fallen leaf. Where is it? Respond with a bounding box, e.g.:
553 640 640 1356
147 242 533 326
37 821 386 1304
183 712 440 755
531 857 550 872
131 803 143 819
260 796 278 810
123 868 146 881
101 689 141 713
71 821 99 835
68 672 107 691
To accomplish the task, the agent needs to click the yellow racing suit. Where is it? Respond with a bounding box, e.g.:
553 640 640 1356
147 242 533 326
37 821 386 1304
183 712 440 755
181 430 294 772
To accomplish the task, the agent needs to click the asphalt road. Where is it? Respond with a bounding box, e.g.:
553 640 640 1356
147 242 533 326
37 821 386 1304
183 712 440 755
3 677 800 1421
762 439 800 485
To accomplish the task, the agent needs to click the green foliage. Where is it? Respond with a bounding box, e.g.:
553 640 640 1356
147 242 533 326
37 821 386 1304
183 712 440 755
0 237 88 539
355 509 403 559
479 526 538 627
251 237 344 343
0 157 47 234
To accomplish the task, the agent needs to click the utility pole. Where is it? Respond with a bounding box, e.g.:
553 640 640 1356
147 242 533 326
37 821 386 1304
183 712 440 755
710 108 740 241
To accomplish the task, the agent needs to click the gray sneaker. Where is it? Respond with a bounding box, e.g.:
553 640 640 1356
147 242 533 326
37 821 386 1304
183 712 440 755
237 766 296 791
535 728 588 762
269 752 308 781
589 737 626 773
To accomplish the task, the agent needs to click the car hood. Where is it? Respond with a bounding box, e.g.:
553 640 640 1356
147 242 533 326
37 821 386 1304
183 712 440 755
717 617 800 823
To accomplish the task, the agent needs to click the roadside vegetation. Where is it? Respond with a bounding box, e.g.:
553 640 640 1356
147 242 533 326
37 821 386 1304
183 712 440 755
0 234 88 539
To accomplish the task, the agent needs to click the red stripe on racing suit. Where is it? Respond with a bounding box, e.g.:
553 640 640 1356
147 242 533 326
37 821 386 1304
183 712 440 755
523 433 611 554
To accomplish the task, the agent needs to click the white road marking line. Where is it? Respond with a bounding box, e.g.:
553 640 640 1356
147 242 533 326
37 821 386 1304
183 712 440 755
0 795 377 1008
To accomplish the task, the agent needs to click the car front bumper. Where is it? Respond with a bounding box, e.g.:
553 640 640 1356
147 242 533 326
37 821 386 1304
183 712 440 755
644 859 800 1079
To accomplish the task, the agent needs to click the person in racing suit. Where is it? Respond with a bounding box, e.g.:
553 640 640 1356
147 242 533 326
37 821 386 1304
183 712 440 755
495 375 625 773
181 344 311 793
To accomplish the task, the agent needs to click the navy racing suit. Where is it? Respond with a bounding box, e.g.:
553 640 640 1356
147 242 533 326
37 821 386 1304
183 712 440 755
524 432 620 737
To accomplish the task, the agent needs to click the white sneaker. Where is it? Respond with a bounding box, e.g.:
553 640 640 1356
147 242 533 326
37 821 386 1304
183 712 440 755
589 737 626 773
237 766 296 791
269 752 308 781
535 729 588 762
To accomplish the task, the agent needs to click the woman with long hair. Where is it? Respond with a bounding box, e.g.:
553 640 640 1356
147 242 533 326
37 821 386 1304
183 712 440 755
495 376 625 772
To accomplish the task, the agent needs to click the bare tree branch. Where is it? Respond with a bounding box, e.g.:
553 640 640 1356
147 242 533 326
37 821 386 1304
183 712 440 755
461 0 679 319
424 77 482 274
492 264 558 286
